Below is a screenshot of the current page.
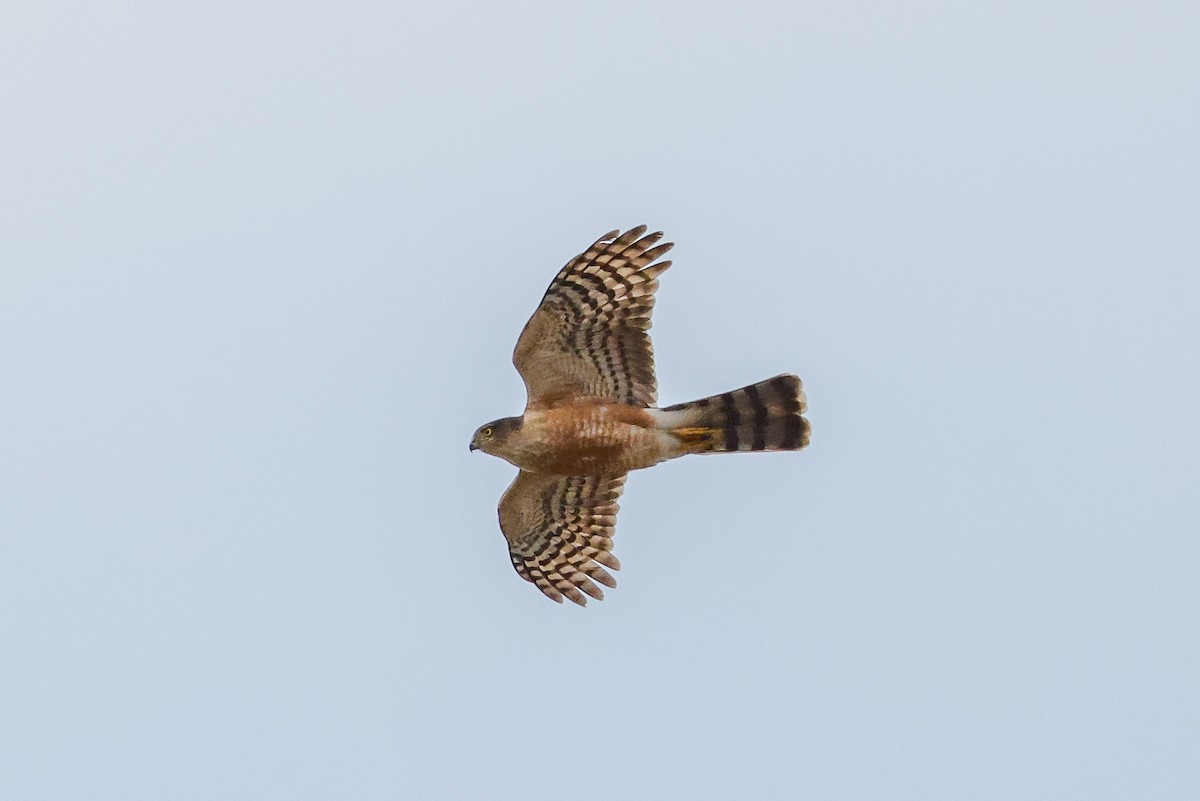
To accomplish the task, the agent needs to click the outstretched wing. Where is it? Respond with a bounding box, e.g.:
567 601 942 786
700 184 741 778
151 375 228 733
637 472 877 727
498 471 627 606
513 226 672 409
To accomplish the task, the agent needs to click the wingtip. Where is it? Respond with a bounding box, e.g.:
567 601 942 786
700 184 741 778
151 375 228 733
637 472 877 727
563 586 589 606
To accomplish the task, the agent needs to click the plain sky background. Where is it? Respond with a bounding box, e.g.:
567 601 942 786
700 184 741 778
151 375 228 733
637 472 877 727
2 2 1197 799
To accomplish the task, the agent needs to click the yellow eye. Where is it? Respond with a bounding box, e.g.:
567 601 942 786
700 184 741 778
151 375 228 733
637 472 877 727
481 426 494 438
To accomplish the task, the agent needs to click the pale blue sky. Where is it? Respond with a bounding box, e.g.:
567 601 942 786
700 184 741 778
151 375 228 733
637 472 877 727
2 2 1197 799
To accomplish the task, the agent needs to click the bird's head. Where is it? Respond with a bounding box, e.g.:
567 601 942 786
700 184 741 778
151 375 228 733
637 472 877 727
469 416 523 457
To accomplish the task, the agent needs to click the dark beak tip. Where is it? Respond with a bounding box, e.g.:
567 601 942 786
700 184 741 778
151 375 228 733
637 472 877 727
469 443 477 452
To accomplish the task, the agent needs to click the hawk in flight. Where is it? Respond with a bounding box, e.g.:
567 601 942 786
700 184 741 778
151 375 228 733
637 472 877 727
470 226 811 605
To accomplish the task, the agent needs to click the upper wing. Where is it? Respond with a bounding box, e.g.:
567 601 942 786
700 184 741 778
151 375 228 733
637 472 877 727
498 470 627 606
513 226 673 409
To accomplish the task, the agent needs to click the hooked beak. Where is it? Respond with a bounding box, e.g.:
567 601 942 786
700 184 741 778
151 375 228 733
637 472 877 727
469 442 478 452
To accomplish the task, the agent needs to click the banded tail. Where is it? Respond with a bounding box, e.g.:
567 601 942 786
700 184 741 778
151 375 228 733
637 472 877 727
658 374 811 454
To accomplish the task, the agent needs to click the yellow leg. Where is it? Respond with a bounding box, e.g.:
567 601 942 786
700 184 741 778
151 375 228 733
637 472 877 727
670 426 719 453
